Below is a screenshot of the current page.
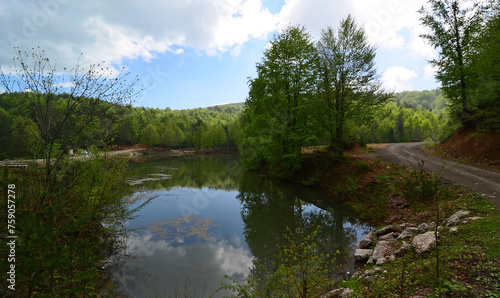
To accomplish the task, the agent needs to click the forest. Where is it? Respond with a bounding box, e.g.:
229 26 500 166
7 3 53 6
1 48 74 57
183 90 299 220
0 88 455 160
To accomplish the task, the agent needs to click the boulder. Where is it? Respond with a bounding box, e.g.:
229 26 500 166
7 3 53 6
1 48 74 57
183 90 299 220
359 231 377 249
443 210 471 226
395 241 412 257
412 231 438 254
375 225 396 237
417 223 430 232
379 232 396 241
397 227 419 240
462 216 483 224
376 257 389 265
449 227 458 233
354 249 373 262
396 223 414 232
367 240 391 264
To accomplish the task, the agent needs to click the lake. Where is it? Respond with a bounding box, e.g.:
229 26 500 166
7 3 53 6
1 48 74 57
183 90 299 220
111 154 371 297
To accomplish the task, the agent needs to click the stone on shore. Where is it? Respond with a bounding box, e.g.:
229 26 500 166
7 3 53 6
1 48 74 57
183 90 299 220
397 227 419 240
412 231 438 254
359 231 377 249
374 225 396 237
395 241 412 257
355 249 373 262
367 240 392 264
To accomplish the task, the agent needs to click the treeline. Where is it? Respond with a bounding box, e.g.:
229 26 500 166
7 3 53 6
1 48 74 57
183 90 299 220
0 92 243 159
354 89 458 144
0 89 458 160
115 103 243 149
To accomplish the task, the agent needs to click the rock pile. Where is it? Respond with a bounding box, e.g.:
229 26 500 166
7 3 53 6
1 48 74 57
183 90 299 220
321 210 483 297
354 210 483 267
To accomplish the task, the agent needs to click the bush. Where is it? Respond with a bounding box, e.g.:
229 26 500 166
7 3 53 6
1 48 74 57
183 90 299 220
0 157 148 296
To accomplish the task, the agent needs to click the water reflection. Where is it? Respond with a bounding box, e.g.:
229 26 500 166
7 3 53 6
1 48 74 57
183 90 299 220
115 232 253 296
113 155 371 297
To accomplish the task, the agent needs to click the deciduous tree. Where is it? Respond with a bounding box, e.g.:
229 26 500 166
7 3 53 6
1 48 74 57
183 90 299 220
316 15 391 158
241 25 317 176
419 0 485 123
0 48 140 203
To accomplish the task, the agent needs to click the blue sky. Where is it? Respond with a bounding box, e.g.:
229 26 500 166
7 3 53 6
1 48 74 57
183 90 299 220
1 0 440 110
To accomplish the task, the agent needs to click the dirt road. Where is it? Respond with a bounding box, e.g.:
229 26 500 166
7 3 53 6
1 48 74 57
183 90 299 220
374 142 500 208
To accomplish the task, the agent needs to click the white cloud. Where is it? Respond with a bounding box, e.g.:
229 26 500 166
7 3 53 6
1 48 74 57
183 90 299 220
275 0 438 71
407 26 437 60
0 0 278 69
277 0 348 38
382 66 418 92
424 63 438 80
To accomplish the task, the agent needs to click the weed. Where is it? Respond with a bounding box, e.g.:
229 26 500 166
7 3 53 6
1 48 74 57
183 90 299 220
354 160 370 171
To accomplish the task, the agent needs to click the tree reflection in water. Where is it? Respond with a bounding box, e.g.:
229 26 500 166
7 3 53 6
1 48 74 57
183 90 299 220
237 170 363 282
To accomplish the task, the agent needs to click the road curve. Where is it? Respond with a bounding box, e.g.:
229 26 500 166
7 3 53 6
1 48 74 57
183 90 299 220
374 142 500 208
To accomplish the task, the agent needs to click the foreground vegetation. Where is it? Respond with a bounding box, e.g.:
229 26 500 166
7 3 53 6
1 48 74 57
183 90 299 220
0 158 149 297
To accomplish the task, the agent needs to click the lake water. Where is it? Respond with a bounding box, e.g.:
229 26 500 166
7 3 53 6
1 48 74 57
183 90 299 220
111 154 371 297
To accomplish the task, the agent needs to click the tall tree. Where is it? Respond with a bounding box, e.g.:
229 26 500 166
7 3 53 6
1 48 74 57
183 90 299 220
419 0 485 123
0 48 140 204
469 8 500 130
241 25 317 176
316 15 391 158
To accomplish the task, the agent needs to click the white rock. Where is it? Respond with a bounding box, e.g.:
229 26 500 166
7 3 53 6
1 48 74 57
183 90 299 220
375 225 396 237
321 288 353 298
462 216 483 224
379 232 396 241
397 227 419 240
376 257 388 265
418 223 430 232
359 231 377 249
395 241 412 257
354 249 373 262
444 210 471 226
371 240 392 263
412 231 438 254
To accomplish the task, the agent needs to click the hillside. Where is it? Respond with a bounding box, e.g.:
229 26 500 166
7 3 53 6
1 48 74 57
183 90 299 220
439 128 500 166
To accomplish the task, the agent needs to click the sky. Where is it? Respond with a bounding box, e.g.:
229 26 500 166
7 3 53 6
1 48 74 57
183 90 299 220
0 0 440 110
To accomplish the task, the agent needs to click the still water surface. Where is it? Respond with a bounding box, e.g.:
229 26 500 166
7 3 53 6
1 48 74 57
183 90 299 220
112 154 371 297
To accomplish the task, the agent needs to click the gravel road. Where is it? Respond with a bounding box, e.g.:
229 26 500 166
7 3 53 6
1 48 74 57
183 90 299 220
374 142 500 208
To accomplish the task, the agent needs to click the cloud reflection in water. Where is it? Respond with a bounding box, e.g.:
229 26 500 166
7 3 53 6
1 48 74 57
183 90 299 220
113 230 253 297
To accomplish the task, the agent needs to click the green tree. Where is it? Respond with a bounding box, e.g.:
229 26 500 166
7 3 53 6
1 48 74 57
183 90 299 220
140 124 159 148
0 48 139 201
419 0 485 123
10 116 41 158
240 25 317 176
316 15 391 158
469 10 500 130
160 120 184 148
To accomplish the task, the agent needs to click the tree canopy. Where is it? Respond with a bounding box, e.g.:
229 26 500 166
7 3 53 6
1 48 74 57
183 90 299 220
419 0 500 129
240 17 392 175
